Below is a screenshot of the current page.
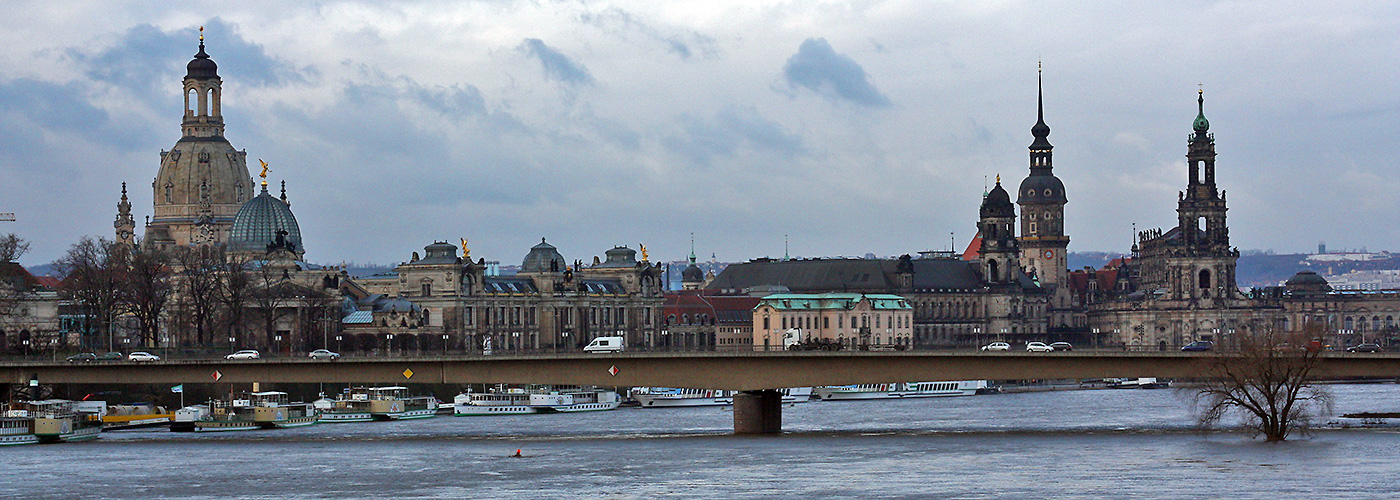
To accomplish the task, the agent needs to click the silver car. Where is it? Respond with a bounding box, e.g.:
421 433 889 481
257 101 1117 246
308 349 340 360
225 349 261 360
128 351 161 362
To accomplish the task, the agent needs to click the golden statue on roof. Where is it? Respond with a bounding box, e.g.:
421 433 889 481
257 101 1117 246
640 243 649 262
460 237 470 260
258 159 270 183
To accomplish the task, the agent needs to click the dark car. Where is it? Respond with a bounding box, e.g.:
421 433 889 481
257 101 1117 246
95 352 125 361
1049 342 1073 352
66 352 97 362
1181 340 1214 352
1346 343 1381 353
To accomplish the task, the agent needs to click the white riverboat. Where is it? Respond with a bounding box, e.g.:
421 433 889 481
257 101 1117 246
194 392 319 431
454 387 621 416
25 399 102 442
812 381 988 401
363 386 438 420
630 387 812 408
313 390 375 423
0 405 38 446
170 404 210 432
631 388 735 408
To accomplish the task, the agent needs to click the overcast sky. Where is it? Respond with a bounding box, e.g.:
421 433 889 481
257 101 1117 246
2 1 1397 268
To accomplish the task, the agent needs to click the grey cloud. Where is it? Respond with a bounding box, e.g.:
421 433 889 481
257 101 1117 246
578 8 715 61
71 18 307 91
519 38 594 86
782 38 890 107
664 106 804 166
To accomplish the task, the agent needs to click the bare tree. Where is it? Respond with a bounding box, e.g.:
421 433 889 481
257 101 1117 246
124 243 173 348
216 254 252 347
1191 324 1333 441
0 233 29 263
56 237 127 352
172 245 226 346
249 263 299 353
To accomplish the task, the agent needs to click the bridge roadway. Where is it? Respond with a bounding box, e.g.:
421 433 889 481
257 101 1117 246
6 351 1397 433
5 351 1399 389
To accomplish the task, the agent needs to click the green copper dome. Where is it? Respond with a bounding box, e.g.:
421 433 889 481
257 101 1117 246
228 185 303 255
1193 91 1209 133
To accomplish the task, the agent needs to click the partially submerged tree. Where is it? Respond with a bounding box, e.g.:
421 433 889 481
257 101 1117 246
1192 325 1333 441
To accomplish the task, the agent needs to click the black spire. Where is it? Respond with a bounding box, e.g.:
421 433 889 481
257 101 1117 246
1029 66 1052 152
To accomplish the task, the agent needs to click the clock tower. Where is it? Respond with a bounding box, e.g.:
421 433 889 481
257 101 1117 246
1016 68 1070 289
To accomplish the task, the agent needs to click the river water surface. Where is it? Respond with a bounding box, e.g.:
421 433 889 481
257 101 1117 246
5 383 1399 499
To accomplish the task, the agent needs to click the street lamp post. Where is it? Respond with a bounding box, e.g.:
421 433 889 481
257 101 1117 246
442 334 449 355
274 334 283 356
973 326 981 349
512 332 520 355
386 333 394 357
562 331 570 353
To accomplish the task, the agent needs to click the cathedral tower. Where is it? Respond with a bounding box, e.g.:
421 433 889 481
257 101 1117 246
144 29 255 249
1016 68 1069 287
1173 90 1237 300
978 178 1021 285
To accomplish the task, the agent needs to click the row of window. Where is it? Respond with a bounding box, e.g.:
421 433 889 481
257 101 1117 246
465 306 654 327
760 314 911 331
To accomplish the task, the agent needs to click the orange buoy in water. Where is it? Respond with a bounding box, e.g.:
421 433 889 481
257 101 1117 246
513 449 522 457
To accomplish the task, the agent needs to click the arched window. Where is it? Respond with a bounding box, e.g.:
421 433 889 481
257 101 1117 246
1198 269 1211 289
988 260 1000 282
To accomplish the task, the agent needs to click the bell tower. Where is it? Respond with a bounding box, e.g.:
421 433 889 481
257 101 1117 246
1171 89 1238 303
1016 66 1069 288
978 177 1021 285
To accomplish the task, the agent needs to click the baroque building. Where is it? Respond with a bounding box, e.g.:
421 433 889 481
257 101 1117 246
347 239 665 353
1087 92 1285 348
143 32 255 250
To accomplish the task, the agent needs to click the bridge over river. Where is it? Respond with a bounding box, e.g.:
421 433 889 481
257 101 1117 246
5 351 1398 433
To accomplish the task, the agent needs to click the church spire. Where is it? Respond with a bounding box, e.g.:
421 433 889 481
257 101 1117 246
1029 62 1052 153
1193 86 1210 137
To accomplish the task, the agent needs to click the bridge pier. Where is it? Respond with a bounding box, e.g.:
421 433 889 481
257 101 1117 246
732 389 782 434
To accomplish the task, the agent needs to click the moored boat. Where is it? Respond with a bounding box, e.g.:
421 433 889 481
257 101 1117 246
0 412 38 446
454 387 621 416
314 390 375 423
630 388 735 408
813 380 988 401
193 392 318 431
363 387 438 420
631 387 812 408
27 399 102 442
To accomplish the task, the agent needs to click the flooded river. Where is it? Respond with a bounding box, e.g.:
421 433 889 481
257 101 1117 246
4 383 1398 499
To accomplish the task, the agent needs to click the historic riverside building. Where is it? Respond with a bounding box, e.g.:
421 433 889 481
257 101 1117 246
1016 72 1082 333
751 293 914 350
100 34 346 353
1085 92 1286 348
703 81 1061 349
143 31 256 251
348 239 665 353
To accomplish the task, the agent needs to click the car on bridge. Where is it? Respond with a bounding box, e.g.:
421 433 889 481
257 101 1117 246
1181 340 1214 352
1026 342 1054 352
1049 342 1073 352
127 351 160 362
1346 343 1381 353
96 352 125 361
225 350 261 360
980 342 1010 351
308 349 340 360
66 352 97 362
